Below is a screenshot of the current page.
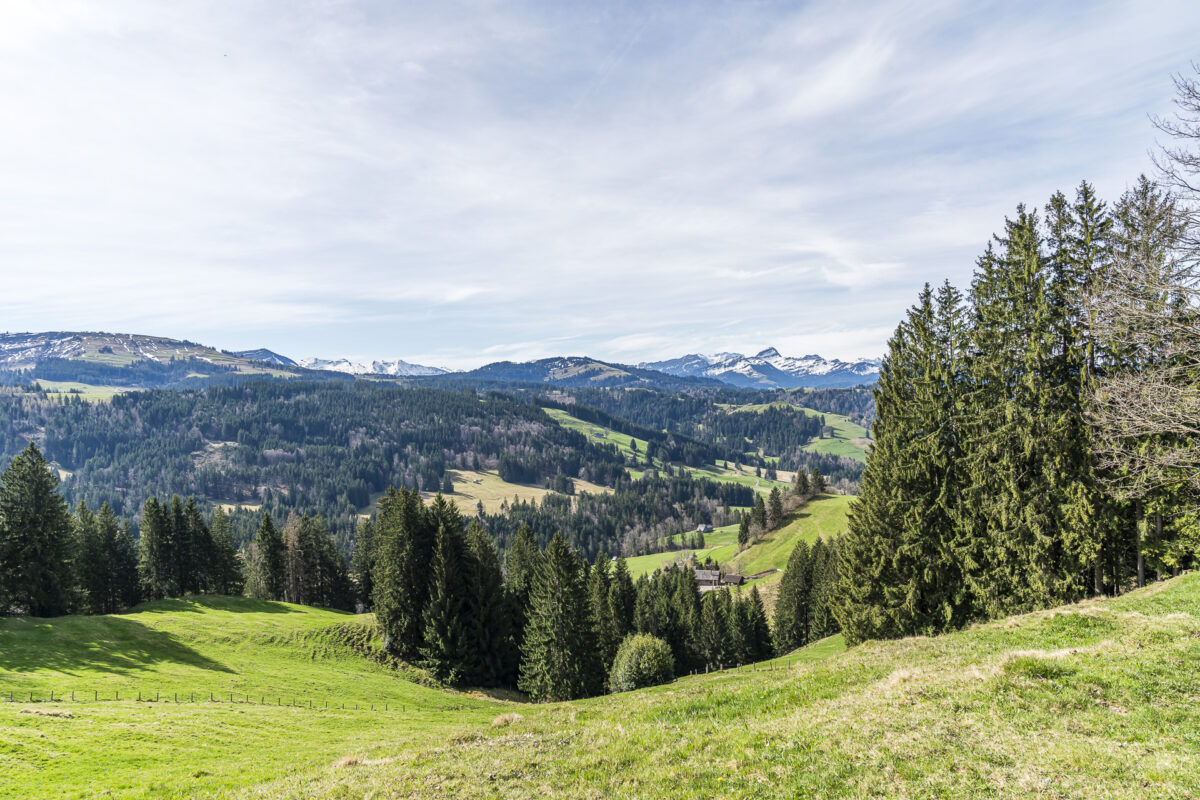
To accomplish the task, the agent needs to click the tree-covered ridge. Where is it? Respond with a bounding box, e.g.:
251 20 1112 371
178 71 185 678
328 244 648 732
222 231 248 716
478 469 756 560
0 381 629 532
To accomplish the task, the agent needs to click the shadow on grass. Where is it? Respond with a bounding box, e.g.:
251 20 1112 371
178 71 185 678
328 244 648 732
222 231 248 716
129 595 304 615
0 615 234 676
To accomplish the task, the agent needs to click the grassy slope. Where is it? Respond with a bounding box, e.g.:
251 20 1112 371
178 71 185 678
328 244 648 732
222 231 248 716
798 407 869 462
255 575 1200 799
543 406 795 496
624 525 741 579
0 598 499 799
33 379 126 402
623 494 852 590
729 494 852 578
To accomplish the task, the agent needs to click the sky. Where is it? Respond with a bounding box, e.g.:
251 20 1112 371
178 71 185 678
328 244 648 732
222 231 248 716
1 0 1198 369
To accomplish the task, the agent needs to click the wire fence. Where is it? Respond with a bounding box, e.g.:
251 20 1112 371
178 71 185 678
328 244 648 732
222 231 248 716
3 657 802 712
0 689 476 714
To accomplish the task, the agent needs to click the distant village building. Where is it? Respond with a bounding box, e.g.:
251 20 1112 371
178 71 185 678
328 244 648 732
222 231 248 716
721 574 744 586
695 523 714 533
693 569 721 587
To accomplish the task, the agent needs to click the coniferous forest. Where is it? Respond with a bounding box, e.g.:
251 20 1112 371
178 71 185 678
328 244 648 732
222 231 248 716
838 175 1200 643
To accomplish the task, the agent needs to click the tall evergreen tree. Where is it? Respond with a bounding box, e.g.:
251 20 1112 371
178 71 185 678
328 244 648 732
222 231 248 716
608 556 636 641
138 497 176 600
207 507 244 596
351 517 377 608
587 553 618 692
961 207 1095 617
518 532 593 701
0 443 74 616
463 521 516 686
773 539 811 652
246 511 285 601
767 487 785 529
698 590 730 669
372 488 434 658
836 283 970 643
420 516 470 683
504 523 541 651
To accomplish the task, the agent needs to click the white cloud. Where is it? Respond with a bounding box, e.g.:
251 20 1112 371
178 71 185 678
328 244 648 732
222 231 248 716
0 0 1197 367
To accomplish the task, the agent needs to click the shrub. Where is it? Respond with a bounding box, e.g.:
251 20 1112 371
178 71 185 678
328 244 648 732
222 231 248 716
608 633 675 693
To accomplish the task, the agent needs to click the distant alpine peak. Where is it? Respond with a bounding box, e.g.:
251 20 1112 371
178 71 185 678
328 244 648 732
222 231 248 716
639 348 880 389
297 356 447 377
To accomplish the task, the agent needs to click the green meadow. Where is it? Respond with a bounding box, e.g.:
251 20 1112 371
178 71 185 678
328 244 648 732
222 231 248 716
3 574 1198 798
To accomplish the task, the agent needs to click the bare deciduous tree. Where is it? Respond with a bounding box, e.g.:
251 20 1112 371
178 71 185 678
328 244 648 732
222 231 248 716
1088 65 1200 501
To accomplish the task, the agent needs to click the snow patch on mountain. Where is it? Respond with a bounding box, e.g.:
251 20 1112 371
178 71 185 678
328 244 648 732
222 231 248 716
298 357 447 377
639 348 880 388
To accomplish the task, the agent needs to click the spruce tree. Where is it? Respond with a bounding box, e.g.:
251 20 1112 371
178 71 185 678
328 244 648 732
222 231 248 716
372 488 434 658
773 539 811 651
767 487 785 529
961 207 1093 616
698 590 730 669
744 586 773 661
837 284 969 643
247 511 285 601
138 497 176 600
75 501 102 612
463 521 515 687
0 443 74 616
420 518 470 683
351 517 377 608
518 532 593 701
504 524 541 650
587 553 618 692
793 470 810 498
608 556 636 641
207 507 243 596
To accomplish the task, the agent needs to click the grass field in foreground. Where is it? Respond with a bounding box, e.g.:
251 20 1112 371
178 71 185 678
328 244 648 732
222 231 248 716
252 574 1200 799
0 598 499 799
5 576 1199 798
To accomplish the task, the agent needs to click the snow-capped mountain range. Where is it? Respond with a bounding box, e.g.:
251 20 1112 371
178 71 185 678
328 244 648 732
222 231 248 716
297 356 448 377
640 348 880 389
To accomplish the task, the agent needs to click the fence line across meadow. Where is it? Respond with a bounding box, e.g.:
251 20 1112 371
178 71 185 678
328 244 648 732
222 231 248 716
0 689 476 714
2 656 804 712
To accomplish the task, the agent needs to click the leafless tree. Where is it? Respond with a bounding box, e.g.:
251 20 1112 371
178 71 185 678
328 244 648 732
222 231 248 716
1087 65 1200 501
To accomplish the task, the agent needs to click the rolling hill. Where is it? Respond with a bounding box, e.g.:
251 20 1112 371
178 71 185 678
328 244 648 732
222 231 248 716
3 574 1196 798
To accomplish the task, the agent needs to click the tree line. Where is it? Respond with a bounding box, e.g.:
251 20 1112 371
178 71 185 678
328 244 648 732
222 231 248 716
355 488 778 700
0 442 353 617
838 173 1200 643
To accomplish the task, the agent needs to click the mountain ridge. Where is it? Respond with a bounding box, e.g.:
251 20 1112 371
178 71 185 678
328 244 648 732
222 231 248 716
640 348 880 389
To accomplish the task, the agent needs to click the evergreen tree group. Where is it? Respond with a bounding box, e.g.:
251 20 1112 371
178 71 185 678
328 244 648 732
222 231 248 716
837 181 1199 645
773 537 841 652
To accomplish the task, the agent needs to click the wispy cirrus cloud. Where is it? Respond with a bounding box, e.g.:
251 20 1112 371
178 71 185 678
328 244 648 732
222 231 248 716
0 0 1196 369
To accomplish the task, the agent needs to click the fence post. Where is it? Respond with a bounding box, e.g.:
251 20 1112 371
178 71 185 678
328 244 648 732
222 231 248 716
94 691 97 701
